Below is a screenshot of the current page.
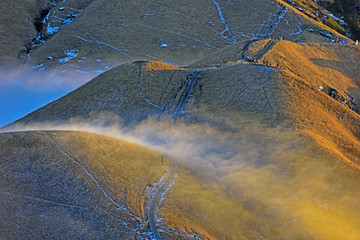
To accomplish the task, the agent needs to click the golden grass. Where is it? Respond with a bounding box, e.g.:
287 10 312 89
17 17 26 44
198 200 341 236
49 131 169 216
160 129 360 240
275 0 352 41
142 61 183 71
0 130 171 238
160 167 255 240
246 39 272 59
260 40 360 169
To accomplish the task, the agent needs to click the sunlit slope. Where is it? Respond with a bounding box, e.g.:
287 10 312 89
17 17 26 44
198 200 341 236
11 41 360 171
3 42 360 239
0 131 168 239
260 41 360 169
160 128 360 240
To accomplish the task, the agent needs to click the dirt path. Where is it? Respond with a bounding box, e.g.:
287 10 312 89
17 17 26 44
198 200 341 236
172 71 203 122
262 8 287 39
240 39 259 59
146 163 178 240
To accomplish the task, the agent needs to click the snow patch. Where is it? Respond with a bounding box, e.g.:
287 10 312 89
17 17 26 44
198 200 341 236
46 24 60 35
58 49 79 64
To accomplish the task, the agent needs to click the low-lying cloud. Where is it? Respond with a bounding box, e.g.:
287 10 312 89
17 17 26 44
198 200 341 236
2 114 360 239
0 63 104 91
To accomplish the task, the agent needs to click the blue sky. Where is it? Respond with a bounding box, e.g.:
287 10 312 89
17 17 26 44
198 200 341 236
0 85 70 127
0 65 97 127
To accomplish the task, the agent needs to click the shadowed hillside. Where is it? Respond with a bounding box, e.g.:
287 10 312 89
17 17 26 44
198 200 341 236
11 41 360 168
2 0 360 239
1 0 353 70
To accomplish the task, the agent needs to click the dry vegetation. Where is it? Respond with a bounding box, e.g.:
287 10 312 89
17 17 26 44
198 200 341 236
260 41 360 169
7 38 360 239
0 0 40 63
1 0 347 69
159 126 360 240
11 62 191 125
51 131 168 216
0 131 168 239
11 61 282 129
2 0 360 239
143 61 183 71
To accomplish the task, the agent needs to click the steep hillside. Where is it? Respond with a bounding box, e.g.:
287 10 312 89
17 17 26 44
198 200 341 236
0 131 175 239
2 0 360 239
260 41 360 169
1 0 353 70
8 41 360 239
282 0 360 40
0 0 41 63
11 60 282 127
159 129 360 240
11 40 360 169
3 121 360 239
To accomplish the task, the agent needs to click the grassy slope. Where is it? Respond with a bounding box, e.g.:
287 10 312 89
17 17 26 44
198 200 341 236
3 45 360 240
27 0 283 67
2 0 345 68
159 126 360 240
260 41 360 169
11 62 190 125
2 0 355 71
8 40 360 239
11 60 283 130
0 131 168 239
0 0 40 63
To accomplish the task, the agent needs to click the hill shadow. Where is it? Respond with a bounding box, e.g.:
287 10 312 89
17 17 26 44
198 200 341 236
310 58 360 85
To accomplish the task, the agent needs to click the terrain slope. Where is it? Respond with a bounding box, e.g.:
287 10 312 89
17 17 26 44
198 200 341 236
0 131 183 239
2 0 360 239
12 40 360 169
0 0 353 72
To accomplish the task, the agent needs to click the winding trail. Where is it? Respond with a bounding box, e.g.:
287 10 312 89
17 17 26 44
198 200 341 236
240 39 259 59
172 71 203 123
262 8 287 39
49 135 147 236
146 164 178 240
50 137 121 208
70 33 134 60
49 134 187 239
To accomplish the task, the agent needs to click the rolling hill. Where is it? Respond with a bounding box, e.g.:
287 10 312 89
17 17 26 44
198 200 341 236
1 0 360 239
1 0 353 69
0 131 176 239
